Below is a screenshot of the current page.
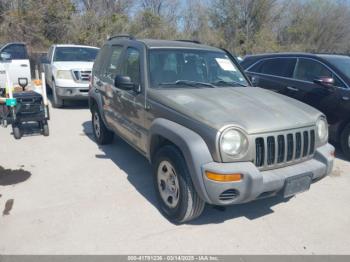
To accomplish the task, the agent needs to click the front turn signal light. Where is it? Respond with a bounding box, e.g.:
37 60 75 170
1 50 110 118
205 171 242 182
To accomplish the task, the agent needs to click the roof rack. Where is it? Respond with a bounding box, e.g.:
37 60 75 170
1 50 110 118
108 34 135 41
175 39 201 44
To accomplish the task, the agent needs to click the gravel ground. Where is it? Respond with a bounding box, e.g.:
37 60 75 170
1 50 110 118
0 101 350 254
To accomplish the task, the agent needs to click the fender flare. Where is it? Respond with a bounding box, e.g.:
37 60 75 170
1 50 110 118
88 89 112 130
148 118 214 202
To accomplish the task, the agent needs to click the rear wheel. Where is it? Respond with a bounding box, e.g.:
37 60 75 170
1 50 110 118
91 106 114 145
153 145 205 223
340 123 350 159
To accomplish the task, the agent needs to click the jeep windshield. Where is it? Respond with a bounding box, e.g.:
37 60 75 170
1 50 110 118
53 47 99 62
149 49 249 88
321 55 350 80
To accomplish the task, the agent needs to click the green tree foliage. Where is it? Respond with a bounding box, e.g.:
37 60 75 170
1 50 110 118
0 0 350 55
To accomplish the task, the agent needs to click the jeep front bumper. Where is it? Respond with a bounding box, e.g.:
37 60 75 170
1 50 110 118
201 143 334 205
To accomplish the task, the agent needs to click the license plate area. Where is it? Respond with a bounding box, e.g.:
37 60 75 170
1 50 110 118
284 173 312 197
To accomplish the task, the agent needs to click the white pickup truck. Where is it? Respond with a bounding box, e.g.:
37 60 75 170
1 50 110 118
0 42 31 93
42 44 99 108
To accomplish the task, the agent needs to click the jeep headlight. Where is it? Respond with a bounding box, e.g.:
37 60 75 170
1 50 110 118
316 117 328 143
220 128 248 156
56 70 72 80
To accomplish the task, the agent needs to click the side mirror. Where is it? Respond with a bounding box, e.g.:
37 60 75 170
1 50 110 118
250 76 259 86
313 77 335 89
0 52 11 61
114 75 135 91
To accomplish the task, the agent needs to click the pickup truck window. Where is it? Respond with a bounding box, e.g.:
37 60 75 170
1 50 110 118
0 44 28 60
53 47 98 62
149 49 248 88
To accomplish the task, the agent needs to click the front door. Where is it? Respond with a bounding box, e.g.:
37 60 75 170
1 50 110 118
291 58 344 125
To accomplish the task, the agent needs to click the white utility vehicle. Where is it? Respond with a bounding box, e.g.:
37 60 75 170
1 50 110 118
0 42 31 90
42 44 99 108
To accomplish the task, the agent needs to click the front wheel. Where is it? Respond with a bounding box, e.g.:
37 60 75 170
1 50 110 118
340 123 350 159
52 81 63 108
153 145 205 223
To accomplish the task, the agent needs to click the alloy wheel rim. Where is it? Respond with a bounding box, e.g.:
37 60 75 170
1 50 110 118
157 160 180 208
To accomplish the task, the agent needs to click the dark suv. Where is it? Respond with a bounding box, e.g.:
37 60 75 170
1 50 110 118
242 53 350 158
89 37 333 223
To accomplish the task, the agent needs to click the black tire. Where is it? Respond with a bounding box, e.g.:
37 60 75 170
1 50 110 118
340 123 350 159
52 81 64 108
91 105 113 145
42 123 49 136
12 125 22 140
45 81 52 94
153 145 205 223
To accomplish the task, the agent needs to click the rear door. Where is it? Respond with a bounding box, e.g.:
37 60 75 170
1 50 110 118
291 57 345 124
96 44 125 132
0 44 31 85
246 57 297 94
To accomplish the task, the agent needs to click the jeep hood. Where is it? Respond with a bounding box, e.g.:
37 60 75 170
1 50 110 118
149 87 322 134
53 61 94 70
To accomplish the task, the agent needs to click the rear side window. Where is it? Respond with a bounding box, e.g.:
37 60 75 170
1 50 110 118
259 58 297 78
1 44 28 60
125 47 141 85
105 45 123 80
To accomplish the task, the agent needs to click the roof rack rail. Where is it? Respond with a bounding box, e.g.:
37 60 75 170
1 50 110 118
175 39 201 44
108 34 135 41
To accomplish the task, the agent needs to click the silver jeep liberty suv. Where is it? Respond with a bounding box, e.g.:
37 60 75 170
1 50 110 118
89 35 334 223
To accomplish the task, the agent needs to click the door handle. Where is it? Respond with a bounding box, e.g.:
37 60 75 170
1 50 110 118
286 86 299 92
342 96 350 101
20 64 28 67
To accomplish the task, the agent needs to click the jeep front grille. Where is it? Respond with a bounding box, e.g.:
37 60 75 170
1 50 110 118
255 128 316 169
72 70 91 82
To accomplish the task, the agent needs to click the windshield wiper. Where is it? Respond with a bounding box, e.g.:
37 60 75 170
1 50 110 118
212 80 248 87
159 80 216 88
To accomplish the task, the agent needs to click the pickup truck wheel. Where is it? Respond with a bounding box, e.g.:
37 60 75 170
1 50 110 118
52 81 63 108
340 123 350 159
153 145 205 223
91 106 113 145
